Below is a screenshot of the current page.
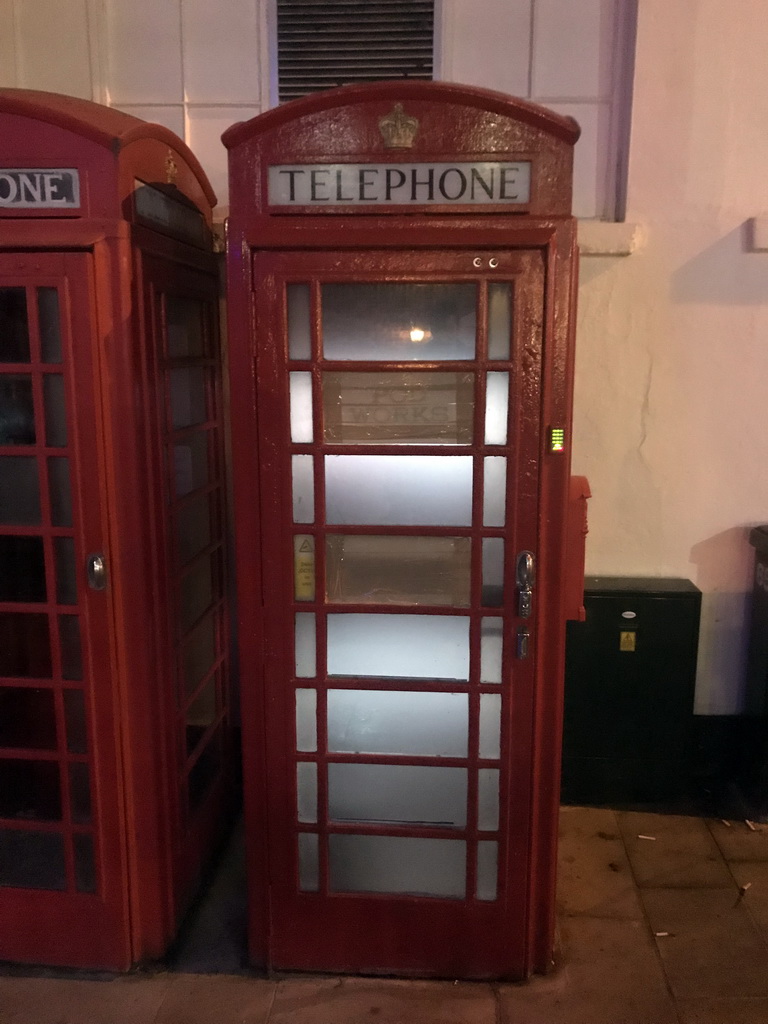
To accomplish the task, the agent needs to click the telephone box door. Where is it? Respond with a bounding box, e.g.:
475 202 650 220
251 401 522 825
253 247 545 978
0 251 128 965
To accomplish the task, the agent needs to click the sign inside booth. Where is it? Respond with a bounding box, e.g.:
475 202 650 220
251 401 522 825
0 169 80 209
268 161 531 207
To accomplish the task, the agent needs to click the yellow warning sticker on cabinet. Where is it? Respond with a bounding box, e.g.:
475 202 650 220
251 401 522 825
294 535 316 602
619 630 637 652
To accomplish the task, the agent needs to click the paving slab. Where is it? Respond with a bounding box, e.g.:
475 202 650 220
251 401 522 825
155 973 276 1024
0 973 172 1024
557 805 644 919
728 861 768 939
676 997 768 1023
618 811 733 888
641 887 768 999
707 818 768 862
267 975 497 1024
496 916 677 1024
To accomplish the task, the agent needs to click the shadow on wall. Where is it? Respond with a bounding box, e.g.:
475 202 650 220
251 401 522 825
671 223 768 304
689 526 756 714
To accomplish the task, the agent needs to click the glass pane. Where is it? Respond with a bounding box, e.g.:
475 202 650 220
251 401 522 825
0 613 51 677
37 288 62 363
43 375 67 447
487 283 512 360
294 613 316 678
179 556 214 632
328 689 468 757
325 455 473 527
485 372 509 445
182 614 217 698
478 768 500 830
322 372 474 445
0 759 61 820
480 617 503 684
69 762 92 824
174 431 210 496
328 764 467 827
482 538 504 607
0 535 46 601
0 288 30 363
186 677 217 754
298 832 319 891
74 833 96 893
290 371 313 442
294 534 316 602
322 283 476 361
176 495 212 566
188 735 221 812
64 689 87 753
49 457 72 526
0 457 41 524
477 840 498 901
295 688 317 751
292 454 314 524
479 693 501 759
328 613 469 680
287 283 312 360
0 829 65 890
297 761 317 823
54 537 77 604
0 687 56 749
326 535 471 607
329 835 466 898
483 456 507 528
0 375 35 444
166 295 205 358
170 367 208 429
59 615 82 680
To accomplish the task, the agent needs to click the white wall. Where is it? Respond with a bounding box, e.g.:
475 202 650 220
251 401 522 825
2 0 766 712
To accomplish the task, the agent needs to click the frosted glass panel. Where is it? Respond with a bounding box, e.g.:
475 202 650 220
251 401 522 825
287 284 312 360
289 372 313 442
478 769 500 830
326 535 471 607
480 617 503 684
477 841 498 901
298 832 319 891
488 283 512 360
328 764 467 827
483 457 507 528
322 283 476 361
292 455 314 523
295 688 317 751
294 614 316 678
322 372 474 445
329 834 466 897
479 694 502 759
327 613 469 680
485 372 509 444
482 538 505 607
297 762 317 822
328 689 468 756
325 455 473 526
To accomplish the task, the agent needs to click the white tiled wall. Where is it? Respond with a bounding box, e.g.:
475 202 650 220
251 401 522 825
0 0 633 217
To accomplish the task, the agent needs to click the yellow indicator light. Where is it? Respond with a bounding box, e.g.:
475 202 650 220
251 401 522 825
409 327 426 343
550 427 565 452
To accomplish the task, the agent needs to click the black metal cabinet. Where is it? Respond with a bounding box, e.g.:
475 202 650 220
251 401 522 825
561 577 701 806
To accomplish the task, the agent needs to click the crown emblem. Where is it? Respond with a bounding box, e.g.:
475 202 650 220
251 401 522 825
378 103 419 149
165 150 178 185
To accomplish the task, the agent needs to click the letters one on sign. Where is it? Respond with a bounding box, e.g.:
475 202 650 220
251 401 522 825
268 162 531 207
0 169 80 209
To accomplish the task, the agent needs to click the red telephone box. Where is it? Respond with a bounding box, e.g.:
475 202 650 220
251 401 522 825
0 90 234 969
224 81 582 980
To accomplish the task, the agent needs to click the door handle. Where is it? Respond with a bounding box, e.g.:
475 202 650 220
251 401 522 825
516 550 535 618
86 553 107 591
